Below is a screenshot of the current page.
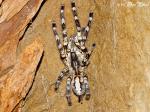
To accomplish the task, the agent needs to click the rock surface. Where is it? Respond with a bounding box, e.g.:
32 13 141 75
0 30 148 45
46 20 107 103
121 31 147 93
0 0 44 74
0 39 43 112
0 0 44 112
19 0 150 112
1 0 150 112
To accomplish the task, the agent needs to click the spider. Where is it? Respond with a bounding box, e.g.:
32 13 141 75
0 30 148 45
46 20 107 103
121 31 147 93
51 0 96 106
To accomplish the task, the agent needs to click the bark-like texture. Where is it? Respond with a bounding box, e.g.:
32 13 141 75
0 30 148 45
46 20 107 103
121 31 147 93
0 0 44 112
0 0 44 74
0 39 43 112
0 0 30 23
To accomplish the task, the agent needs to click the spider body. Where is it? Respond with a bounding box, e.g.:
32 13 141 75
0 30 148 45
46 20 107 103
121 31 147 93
51 1 95 106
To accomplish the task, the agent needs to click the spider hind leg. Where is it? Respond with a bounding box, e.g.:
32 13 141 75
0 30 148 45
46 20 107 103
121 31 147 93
66 77 72 106
55 67 69 91
83 76 91 100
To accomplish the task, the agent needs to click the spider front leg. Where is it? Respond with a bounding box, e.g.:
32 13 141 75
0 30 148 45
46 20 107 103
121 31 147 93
71 1 86 50
52 22 66 59
83 12 94 41
79 12 94 51
60 5 68 47
52 22 62 50
71 1 81 36
86 43 96 59
55 67 69 91
66 77 72 106
81 43 96 67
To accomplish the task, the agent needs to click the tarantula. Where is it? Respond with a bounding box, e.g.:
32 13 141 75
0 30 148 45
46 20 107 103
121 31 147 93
51 0 96 106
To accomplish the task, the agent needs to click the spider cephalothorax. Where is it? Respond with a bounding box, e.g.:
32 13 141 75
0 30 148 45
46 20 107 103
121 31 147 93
51 0 95 106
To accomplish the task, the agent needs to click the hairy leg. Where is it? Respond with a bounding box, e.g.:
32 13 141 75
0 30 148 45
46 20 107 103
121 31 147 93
77 12 94 51
83 12 94 41
71 1 81 36
85 43 96 60
52 22 62 50
55 67 69 91
83 76 91 100
52 22 66 59
78 12 94 51
85 43 96 61
60 5 68 47
66 77 72 106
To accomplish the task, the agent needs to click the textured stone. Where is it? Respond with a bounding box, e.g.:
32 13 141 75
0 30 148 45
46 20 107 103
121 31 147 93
0 0 45 112
1 0 150 112
21 0 150 112
0 0 44 74
0 39 43 112
0 0 30 23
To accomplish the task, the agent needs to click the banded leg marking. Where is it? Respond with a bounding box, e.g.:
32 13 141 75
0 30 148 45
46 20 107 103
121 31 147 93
83 12 94 40
60 5 68 46
52 22 62 50
80 43 96 65
66 77 72 106
71 1 81 35
55 67 69 91
83 76 91 100
86 43 96 60
81 43 96 67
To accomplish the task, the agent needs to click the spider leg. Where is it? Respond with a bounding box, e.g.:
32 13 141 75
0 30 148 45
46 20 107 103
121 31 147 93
86 43 96 60
52 22 66 59
52 22 63 50
80 43 96 67
60 5 68 47
71 1 86 50
74 12 94 50
80 74 86 95
75 11 94 50
79 75 86 102
66 77 72 106
83 76 91 100
55 67 69 91
71 1 81 36
83 12 94 41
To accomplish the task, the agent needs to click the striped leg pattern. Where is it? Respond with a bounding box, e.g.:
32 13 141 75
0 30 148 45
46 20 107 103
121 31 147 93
86 43 96 60
60 5 68 47
51 0 95 105
81 43 96 67
52 22 66 59
71 1 81 36
83 12 94 41
71 1 81 49
55 67 69 91
66 77 72 106
83 76 91 100
52 22 63 51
